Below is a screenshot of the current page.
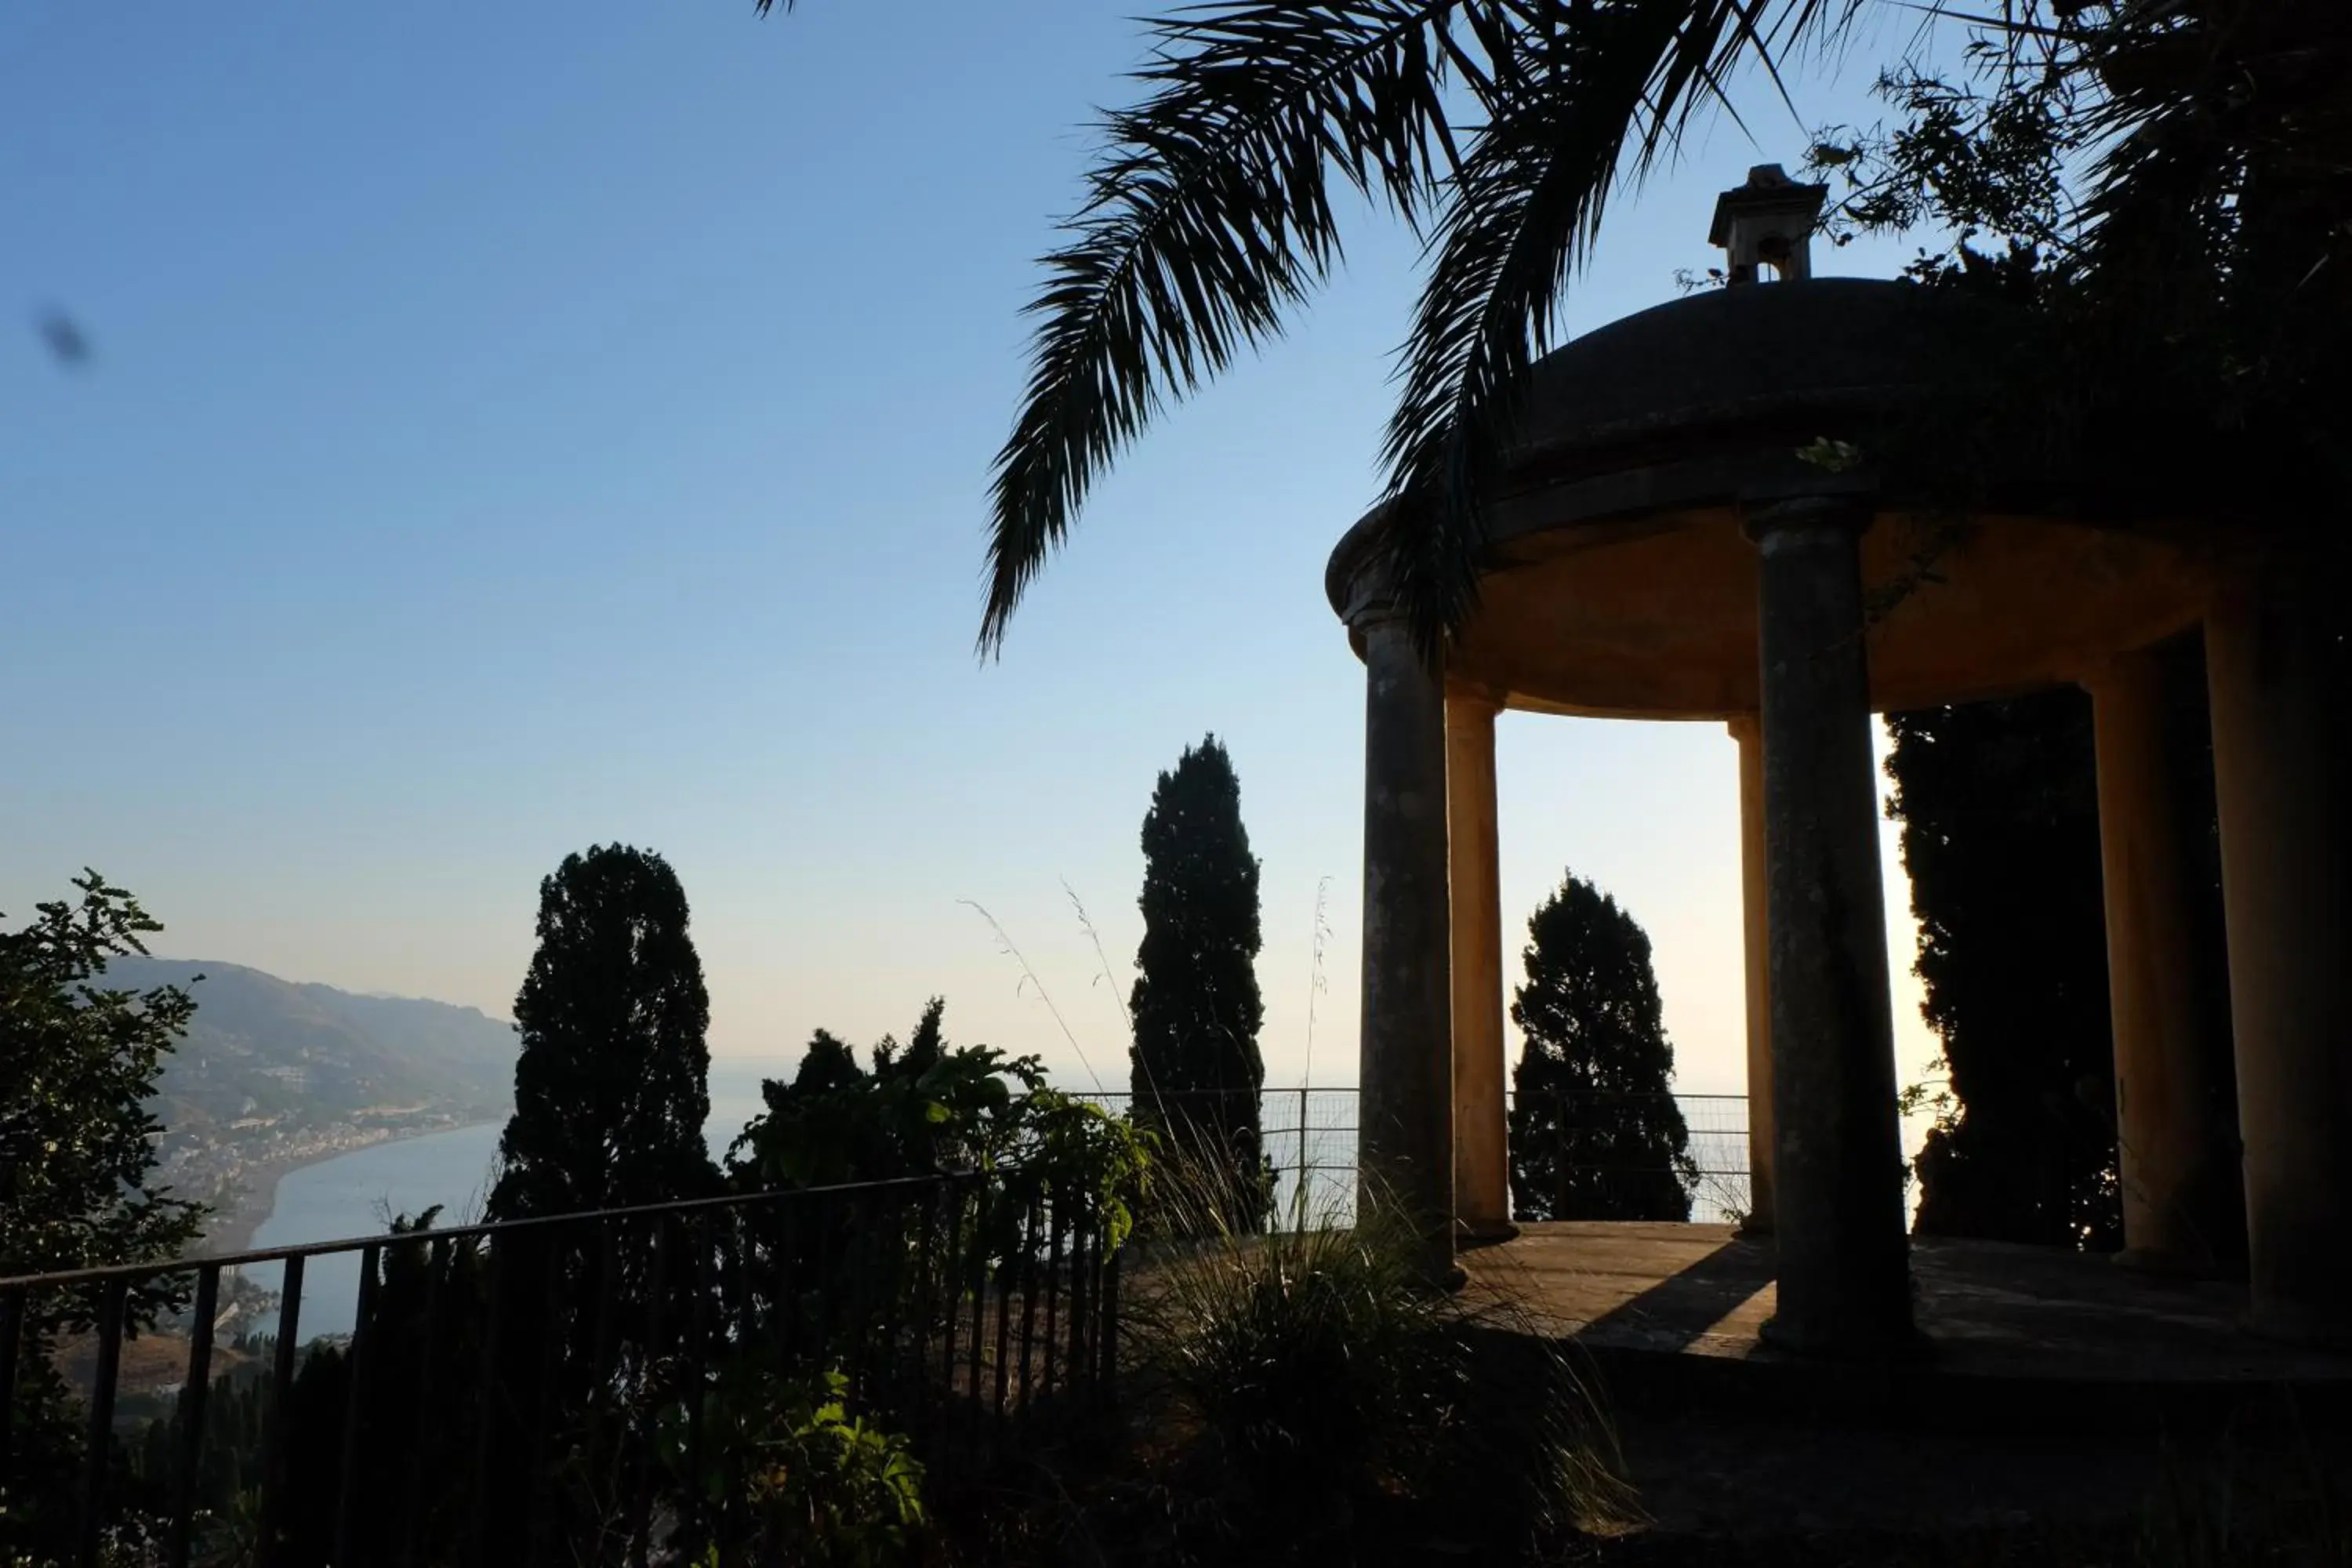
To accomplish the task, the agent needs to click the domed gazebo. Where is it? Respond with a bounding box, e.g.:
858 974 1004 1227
1328 166 2349 1354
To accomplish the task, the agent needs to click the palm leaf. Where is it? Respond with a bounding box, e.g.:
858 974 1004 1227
983 0 1506 655
982 0 1850 655
1380 0 1853 656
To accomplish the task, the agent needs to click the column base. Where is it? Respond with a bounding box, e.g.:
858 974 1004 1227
2111 1244 2216 1279
1410 1261 1471 1295
1456 1218 1520 1250
1734 1214 1775 1242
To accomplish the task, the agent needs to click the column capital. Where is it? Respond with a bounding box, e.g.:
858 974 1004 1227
1725 713 1762 745
2078 642 2183 699
1445 683 1506 720
1346 596 1412 635
1740 494 1873 546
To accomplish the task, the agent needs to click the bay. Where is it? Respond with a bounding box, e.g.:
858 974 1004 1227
238 1063 1362 1341
242 1060 789 1339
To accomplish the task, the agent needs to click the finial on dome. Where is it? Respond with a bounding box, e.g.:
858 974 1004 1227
1708 163 1828 285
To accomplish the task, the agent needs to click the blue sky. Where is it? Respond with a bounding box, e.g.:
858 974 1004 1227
3 3 1955 1101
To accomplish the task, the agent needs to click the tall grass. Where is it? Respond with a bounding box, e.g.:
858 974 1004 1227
2132 1415 2352 1568
959 887 1633 1563
1110 1161 1634 1565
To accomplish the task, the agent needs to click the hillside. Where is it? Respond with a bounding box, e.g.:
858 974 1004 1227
106 957 517 1139
97 958 518 1241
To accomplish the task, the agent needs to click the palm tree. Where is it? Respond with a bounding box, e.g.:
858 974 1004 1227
752 0 2348 651
978 0 1869 659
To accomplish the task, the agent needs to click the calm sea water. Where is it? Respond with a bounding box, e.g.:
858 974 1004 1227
244 1060 791 1338
243 1064 1374 1339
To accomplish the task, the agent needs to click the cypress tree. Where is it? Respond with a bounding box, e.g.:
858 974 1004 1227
1508 873 1695 1221
489 844 716 1221
1886 637 2244 1258
1887 690 2122 1250
1129 735 1268 1228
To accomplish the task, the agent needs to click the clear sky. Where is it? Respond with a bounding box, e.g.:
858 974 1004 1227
4 3 1955 1104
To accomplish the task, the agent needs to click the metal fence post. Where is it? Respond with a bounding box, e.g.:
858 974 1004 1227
73 1278 129 1568
166 1265 220 1568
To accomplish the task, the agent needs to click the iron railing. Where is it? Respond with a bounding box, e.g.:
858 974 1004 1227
1082 1087 1753 1225
2 1087 1749 1563
0 1171 1116 1568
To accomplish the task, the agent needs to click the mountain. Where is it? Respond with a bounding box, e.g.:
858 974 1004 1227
103 957 517 1143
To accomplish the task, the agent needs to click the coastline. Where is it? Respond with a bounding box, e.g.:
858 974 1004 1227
201 1117 507 1256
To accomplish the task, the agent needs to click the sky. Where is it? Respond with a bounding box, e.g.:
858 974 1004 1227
2 3 1960 1107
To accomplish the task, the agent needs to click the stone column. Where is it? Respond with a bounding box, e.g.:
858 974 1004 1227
1746 496 1915 1357
2205 566 2351 1343
2083 648 2232 1272
1447 690 1514 1242
1728 715 1776 1236
1356 608 1460 1285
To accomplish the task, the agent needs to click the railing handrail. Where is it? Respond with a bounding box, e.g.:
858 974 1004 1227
6 1085 1754 1291
1083 1085 1751 1101
0 1169 978 1294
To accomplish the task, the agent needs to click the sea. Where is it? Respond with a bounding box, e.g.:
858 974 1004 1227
241 1063 1364 1339
242 1059 792 1339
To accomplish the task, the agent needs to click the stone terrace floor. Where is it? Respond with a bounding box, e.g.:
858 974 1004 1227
1460 1222 2352 1546
1464 1221 2352 1386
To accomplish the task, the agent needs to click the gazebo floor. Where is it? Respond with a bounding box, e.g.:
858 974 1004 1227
1461 1223 2352 1547
1461 1221 2352 1432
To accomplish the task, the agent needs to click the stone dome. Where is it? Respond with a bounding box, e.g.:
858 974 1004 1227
1508 276 2015 467
1327 278 2216 720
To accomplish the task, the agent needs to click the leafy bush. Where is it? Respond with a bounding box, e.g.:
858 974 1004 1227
725 998 1152 1253
2 874 209 1566
672 1361 927 1568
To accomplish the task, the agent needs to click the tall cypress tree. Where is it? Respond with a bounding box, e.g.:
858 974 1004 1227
1887 690 2124 1250
1887 636 2242 1258
1508 873 1695 1221
1129 735 1268 1227
489 844 716 1221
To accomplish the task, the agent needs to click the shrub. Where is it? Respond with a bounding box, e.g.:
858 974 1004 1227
727 1000 1151 1242
670 1361 927 1568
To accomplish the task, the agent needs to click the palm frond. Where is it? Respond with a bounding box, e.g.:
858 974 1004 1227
986 0 1853 656
985 0 1519 655
1376 0 1854 655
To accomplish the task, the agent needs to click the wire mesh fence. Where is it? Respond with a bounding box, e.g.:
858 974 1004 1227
1078 1087 1751 1228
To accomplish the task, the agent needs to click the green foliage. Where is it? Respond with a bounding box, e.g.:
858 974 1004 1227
1507 872 1695 1221
1885 670 2241 1256
0 873 210 1281
0 872 209 1562
1129 735 1269 1233
728 1000 1015 1189
671 1362 927 1568
1119 1174 1626 1565
728 999 1152 1253
491 844 717 1221
1807 4 2352 540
